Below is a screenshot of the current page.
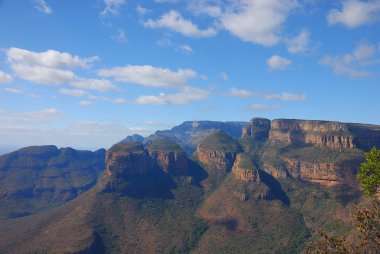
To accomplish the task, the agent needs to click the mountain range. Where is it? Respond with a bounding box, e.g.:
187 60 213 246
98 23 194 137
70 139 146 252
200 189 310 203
0 117 379 253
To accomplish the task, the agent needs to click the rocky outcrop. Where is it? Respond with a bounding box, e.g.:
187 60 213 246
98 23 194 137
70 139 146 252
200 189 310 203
242 118 271 140
269 119 356 149
105 142 151 178
282 157 361 186
149 151 188 175
232 154 260 182
196 147 236 172
241 118 380 150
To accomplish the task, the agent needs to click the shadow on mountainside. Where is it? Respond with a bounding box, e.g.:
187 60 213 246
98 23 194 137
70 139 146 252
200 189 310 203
259 170 290 206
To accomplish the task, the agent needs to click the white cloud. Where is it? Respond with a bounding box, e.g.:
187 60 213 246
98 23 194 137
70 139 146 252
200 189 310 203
34 0 53 14
267 55 292 70
4 88 23 94
112 29 127 43
7 47 116 91
177 44 193 54
136 5 151 15
144 10 217 38
327 0 380 28
0 108 61 124
220 0 299 46
79 101 93 107
249 104 277 112
0 70 12 83
220 72 228 81
228 87 306 101
113 98 128 103
98 65 197 88
320 42 379 78
101 0 126 16
7 47 99 69
287 29 310 54
136 87 209 105
58 88 87 97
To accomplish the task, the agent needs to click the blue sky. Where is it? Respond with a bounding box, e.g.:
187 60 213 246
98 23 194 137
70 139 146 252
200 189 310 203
0 0 379 150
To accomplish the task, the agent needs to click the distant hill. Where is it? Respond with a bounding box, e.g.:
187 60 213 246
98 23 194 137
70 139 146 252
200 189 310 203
0 145 105 220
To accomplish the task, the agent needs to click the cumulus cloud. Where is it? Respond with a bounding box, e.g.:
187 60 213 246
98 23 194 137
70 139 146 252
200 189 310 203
220 0 299 46
320 42 380 78
7 47 99 69
101 0 126 16
136 87 209 105
7 47 116 91
58 88 87 97
79 101 93 107
286 29 311 54
228 87 306 101
144 10 217 38
98 65 197 88
34 0 53 14
0 70 12 83
267 55 292 70
327 0 380 28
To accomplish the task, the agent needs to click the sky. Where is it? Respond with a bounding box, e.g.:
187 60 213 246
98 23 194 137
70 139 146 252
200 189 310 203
0 0 379 151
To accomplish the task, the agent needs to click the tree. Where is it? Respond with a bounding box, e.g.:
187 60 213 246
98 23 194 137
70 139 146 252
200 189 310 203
357 147 380 196
305 147 380 254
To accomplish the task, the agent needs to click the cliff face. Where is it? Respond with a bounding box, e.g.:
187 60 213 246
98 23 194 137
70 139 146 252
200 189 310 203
105 143 151 178
269 119 356 149
241 118 380 150
282 157 360 187
232 154 260 182
196 146 236 172
242 118 271 140
149 151 188 175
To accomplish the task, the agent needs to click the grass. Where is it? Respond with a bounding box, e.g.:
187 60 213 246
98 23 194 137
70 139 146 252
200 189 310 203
198 130 241 153
147 139 184 153
108 142 145 154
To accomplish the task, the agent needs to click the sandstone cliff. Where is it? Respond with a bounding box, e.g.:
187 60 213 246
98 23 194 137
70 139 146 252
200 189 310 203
232 153 260 182
241 117 271 140
282 157 360 187
147 139 188 175
105 142 151 178
242 118 380 150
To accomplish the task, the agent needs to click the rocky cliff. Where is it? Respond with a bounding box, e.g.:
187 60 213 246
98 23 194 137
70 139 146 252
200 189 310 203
195 131 240 172
232 153 260 182
147 139 188 175
282 157 360 187
241 118 271 140
105 142 151 178
242 118 380 150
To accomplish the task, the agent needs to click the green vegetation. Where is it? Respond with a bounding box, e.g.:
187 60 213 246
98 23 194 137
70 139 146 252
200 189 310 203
357 147 380 196
199 130 241 152
147 139 184 153
235 153 257 170
108 142 144 154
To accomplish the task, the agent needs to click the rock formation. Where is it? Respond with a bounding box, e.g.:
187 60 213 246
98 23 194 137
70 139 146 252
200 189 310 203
241 118 271 140
147 139 188 175
232 153 260 182
282 157 361 187
105 142 151 178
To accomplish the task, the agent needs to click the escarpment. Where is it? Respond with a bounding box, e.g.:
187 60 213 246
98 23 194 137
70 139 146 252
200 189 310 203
105 142 151 178
232 153 260 182
147 139 188 175
195 130 240 172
